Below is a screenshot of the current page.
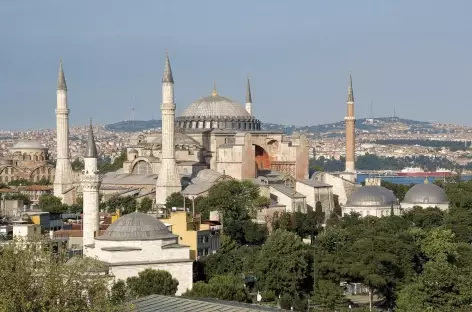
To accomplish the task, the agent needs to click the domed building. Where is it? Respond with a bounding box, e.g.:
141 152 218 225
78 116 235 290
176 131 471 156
103 67 309 201
176 87 261 131
84 212 193 295
343 185 401 217
402 181 449 211
0 140 55 184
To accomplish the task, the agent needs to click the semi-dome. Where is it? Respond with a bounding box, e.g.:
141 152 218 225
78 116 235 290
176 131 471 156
11 140 45 150
346 186 397 207
403 183 448 204
181 94 250 118
96 212 176 241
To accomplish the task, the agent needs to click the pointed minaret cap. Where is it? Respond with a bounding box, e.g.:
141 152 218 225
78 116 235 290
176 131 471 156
162 49 174 83
246 75 252 103
347 72 354 103
57 59 67 91
84 119 98 158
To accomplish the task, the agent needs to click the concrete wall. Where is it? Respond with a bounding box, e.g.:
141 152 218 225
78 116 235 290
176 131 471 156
295 182 334 215
342 205 402 217
401 202 449 211
269 186 306 213
110 261 193 296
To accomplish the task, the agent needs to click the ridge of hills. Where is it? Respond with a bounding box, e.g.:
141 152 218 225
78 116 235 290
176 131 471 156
104 117 449 135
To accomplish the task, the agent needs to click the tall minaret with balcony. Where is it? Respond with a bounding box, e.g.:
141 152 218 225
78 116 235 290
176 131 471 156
82 120 101 248
53 60 74 203
344 73 356 181
155 51 181 206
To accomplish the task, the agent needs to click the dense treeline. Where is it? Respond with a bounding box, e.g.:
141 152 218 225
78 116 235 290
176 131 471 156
185 179 472 311
374 139 468 151
31 176 472 310
310 154 456 172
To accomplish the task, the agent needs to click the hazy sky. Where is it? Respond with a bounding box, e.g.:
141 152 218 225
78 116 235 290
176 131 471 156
1 1 471 130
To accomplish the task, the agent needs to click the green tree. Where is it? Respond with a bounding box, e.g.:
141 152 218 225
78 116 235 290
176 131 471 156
104 195 137 215
138 197 153 213
313 279 345 311
255 230 309 297
199 180 261 244
0 238 118 312
39 194 68 213
126 268 179 298
71 158 84 171
201 241 260 281
397 228 472 311
404 206 444 229
98 150 126 174
165 192 186 210
110 280 129 305
183 274 251 303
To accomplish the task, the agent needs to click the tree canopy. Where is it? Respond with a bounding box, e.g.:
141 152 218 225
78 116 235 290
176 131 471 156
190 178 472 311
0 238 120 312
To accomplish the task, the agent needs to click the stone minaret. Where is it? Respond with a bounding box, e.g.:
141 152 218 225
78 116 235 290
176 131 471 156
245 76 252 115
155 51 181 206
82 120 101 247
53 60 74 202
345 73 356 174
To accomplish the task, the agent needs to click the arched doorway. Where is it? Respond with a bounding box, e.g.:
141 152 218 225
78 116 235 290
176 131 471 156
254 144 271 171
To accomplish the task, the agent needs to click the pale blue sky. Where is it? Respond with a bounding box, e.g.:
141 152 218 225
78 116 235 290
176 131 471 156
1 1 471 130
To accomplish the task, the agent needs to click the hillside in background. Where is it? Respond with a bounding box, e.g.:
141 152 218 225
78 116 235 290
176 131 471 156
104 117 448 135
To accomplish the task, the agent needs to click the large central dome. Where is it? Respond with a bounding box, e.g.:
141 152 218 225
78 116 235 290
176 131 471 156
176 86 261 131
181 89 250 118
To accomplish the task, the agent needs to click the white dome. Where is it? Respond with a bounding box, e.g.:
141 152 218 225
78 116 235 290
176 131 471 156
96 212 176 241
12 140 45 150
181 94 250 118
403 183 448 205
346 186 398 207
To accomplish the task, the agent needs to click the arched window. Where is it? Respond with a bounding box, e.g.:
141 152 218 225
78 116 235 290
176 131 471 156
132 160 152 175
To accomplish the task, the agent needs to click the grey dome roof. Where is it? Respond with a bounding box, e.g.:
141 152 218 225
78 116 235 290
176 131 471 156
96 212 176 241
403 183 448 204
12 140 45 150
128 148 138 154
181 94 250 118
346 186 397 207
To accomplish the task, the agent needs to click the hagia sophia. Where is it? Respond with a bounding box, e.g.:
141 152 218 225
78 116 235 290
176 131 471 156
0 52 452 295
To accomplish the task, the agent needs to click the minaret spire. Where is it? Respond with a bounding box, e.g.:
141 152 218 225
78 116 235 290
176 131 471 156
162 50 174 83
245 75 252 115
344 72 356 180
54 60 74 204
57 60 67 91
347 73 354 103
155 51 181 206
82 118 101 250
84 119 97 158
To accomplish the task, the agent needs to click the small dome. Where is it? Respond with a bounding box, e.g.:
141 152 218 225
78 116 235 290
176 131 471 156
346 186 397 207
181 94 250 118
403 183 448 205
12 140 45 150
96 212 175 241
128 148 138 154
